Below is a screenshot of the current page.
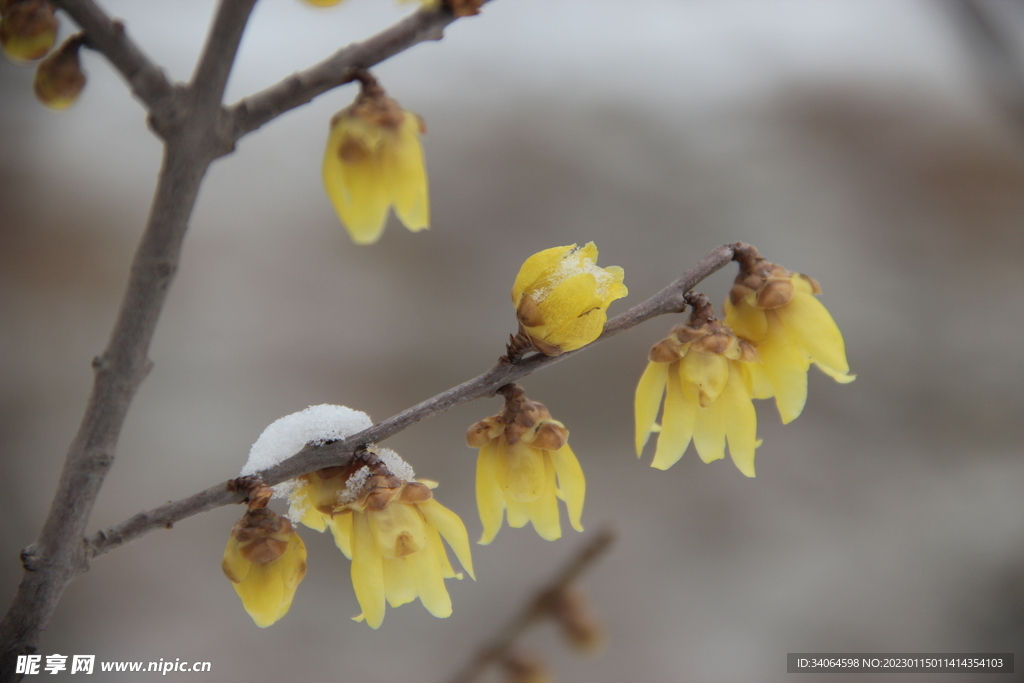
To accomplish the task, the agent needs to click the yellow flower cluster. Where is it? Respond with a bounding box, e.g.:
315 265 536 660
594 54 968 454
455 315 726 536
290 451 472 629
635 296 761 476
511 243 627 356
467 385 585 543
635 246 853 476
322 78 428 245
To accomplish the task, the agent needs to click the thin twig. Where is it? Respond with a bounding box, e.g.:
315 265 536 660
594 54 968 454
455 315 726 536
50 0 177 126
447 527 617 683
85 244 738 560
227 3 469 140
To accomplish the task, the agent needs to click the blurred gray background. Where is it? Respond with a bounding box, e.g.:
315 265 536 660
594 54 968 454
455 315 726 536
2 1 1023 681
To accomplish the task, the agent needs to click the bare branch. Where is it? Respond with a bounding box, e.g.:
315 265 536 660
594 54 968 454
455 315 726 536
190 0 258 113
447 527 617 683
227 4 465 140
51 0 176 123
85 244 738 560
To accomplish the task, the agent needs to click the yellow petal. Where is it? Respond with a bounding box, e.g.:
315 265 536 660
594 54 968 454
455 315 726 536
539 306 607 353
425 519 460 579
293 481 327 532
384 114 429 232
328 510 353 559
497 441 546 503
549 444 585 533
776 290 849 374
760 311 810 424
322 123 390 245
724 297 768 343
476 441 506 545
368 501 428 560
635 361 669 455
351 511 386 629
512 244 575 306
679 348 730 407
418 498 475 580
651 364 697 470
505 499 531 528
221 537 251 585
404 536 452 618
815 361 856 383
739 358 774 400
382 557 418 608
692 396 727 465
282 534 309 591
527 455 562 541
720 363 758 477
233 563 286 628
599 265 629 303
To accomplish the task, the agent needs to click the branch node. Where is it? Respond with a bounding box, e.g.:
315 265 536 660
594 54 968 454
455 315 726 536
19 547 38 572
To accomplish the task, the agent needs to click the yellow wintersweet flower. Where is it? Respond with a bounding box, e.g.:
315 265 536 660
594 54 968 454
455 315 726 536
322 76 428 245
288 450 473 629
511 243 627 356
635 295 761 477
222 507 308 628
467 384 585 543
724 245 854 424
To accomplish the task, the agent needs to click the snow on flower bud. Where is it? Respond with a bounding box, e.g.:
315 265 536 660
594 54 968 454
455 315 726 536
725 244 854 424
635 295 761 477
469 384 585 544
322 74 428 245
222 507 308 628
1 0 57 63
511 242 627 356
287 449 473 629
33 33 85 109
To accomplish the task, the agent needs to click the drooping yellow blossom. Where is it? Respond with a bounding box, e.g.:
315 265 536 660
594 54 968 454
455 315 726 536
222 507 308 628
635 295 761 477
33 34 85 110
511 243 627 356
1 0 58 63
322 76 428 245
288 450 473 629
724 245 854 424
467 384 585 543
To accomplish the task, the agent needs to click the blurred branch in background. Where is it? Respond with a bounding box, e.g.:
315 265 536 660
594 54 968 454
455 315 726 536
448 527 616 683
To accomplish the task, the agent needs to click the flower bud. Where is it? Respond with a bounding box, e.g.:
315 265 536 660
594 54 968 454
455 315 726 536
511 242 627 355
1 0 57 63
222 508 307 628
33 34 85 109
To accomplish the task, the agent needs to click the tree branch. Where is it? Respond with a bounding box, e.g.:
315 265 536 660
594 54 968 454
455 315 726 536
85 244 738 560
227 3 464 140
447 527 617 683
190 0 258 114
51 0 177 125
